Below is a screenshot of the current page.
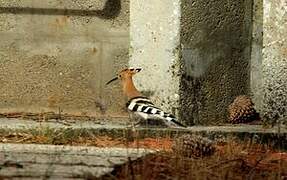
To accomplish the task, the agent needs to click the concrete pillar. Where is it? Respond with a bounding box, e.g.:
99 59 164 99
262 0 287 125
250 0 263 111
179 0 253 125
130 0 254 126
130 0 181 115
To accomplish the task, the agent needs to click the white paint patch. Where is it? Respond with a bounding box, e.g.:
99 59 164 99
130 0 181 113
263 0 271 21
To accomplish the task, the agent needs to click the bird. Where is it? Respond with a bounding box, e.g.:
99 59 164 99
106 67 186 128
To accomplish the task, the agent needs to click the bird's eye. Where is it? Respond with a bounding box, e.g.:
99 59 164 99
119 75 122 78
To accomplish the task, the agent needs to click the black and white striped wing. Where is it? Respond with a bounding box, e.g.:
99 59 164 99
126 96 186 127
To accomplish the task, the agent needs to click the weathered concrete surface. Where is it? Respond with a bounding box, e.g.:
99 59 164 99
0 118 129 130
179 0 253 125
250 0 263 111
0 143 153 179
130 0 181 116
0 118 286 150
0 0 129 116
262 0 287 125
1 118 286 134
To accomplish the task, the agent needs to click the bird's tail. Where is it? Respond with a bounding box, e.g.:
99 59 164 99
127 97 186 128
159 111 187 128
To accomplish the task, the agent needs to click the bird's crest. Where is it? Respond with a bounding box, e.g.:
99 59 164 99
119 67 142 74
106 67 142 85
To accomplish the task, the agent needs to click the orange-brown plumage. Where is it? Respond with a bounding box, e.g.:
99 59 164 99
118 69 142 99
106 67 186 128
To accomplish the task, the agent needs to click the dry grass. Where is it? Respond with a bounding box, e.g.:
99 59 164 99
0 131 172 150
0 132 286 179
109 141 287 180
0 111 102 121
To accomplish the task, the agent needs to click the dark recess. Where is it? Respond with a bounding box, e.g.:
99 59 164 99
0 0 121 19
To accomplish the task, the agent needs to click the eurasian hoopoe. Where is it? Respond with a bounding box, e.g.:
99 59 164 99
106 67 186 128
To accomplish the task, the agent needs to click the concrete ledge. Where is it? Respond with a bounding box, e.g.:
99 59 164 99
0 118 286 150
0 143 153 179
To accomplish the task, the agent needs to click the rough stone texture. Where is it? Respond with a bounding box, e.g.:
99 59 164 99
250 0 263 111
262 0 287 125
0 0 129 117
0 118 273 133
0 143 153 179
130 0 181 116
179 0 253 125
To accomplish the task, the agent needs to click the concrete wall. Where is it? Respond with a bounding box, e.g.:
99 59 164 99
130 0 181 116
0 0 129 117
179 0 253 125
262 0 287 125
250 0 263 111
2 0 285 127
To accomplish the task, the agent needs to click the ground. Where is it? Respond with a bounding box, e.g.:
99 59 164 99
1 133 287 179
0 117 286 179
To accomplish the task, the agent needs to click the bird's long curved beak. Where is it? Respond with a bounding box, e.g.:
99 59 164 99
106 77 118 85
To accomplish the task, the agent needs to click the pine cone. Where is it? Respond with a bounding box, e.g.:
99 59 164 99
228 95 260 124
172 134 215 158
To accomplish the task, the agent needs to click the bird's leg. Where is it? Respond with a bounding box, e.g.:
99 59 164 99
134 117 148 128
138 118 149 127
148 118 168 128
127 112 135 129
128 112 144 128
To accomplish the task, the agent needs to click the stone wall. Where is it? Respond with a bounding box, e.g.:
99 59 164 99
262 0 287 125
179 0 253 125
0 0 129 117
